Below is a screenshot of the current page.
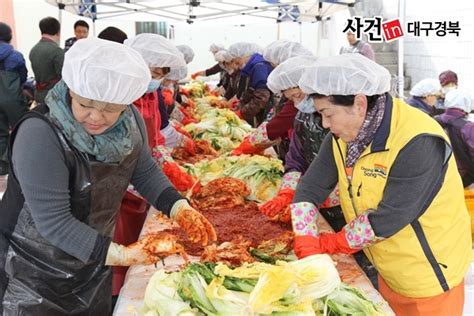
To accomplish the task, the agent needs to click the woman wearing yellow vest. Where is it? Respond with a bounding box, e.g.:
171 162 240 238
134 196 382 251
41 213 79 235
291 54 472 315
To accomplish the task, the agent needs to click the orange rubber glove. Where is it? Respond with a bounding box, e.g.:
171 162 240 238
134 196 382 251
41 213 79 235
294 228 358 259
162 161 197 192
191 72 201 80
173 200 217 246
260 188 295 217
231 138 264 156
162 89 174 107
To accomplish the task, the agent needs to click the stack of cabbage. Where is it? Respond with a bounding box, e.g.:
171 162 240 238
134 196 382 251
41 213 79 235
183 155 283 202
141 254 386 316
184 106 254 153
182 80 209 98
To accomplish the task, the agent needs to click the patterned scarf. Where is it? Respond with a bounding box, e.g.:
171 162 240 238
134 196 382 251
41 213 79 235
44 80 135 163
346 94 386 167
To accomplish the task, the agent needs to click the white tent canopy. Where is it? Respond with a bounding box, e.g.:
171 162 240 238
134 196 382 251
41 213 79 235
45 0 354 24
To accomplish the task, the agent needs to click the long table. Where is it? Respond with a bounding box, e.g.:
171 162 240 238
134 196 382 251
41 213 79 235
114 207 395 315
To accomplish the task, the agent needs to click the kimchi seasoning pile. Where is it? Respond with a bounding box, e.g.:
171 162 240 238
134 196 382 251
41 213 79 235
164 202 291 256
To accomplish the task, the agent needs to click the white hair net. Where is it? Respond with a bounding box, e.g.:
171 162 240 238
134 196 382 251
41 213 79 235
299 54 391 96
62 37 150 104
228 42 262 59
214 49 232 63
410 78 441 97
263 40 313 66
176 44 195 64
267 55 318 94
124 33 186 68
209 43 225 54
444 88 472 113
166 65 188 81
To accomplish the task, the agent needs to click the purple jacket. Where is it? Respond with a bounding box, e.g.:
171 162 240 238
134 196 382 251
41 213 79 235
435 108 474 186
285 129 308 173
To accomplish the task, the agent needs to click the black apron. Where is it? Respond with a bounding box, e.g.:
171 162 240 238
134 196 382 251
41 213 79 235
0 106 142 315
293 111 328 165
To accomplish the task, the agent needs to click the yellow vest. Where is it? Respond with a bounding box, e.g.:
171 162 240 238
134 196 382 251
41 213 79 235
332 97 472 297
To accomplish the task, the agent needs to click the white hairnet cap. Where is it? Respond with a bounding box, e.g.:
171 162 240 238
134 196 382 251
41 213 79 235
176 44 195 64
410 78 441 97
166 65 188 81
214 49 232 63
209 43 224 54
444 88 472 113
124 33 186 68
263 40 313 65
299 54 391 96
228 42 262 59
267 55 318 94
62 37 150 104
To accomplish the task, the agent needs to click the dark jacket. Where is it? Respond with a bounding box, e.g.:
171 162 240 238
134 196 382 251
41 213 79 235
238 53 273 127
64 37 77 52
29 37 64 103
0 41 27 84
407 96 434 116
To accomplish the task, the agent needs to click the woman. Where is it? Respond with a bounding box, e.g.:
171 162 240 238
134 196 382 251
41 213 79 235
232 41 313 160
227 42 273 127
0 38 216 315
124 33 188 151
292 54 471 315
406 78 441 116
435 88 474 187
257 55 339 221
191 43 225 80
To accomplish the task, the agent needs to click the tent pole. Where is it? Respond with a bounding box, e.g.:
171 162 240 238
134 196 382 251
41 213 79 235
299 22 302 43
277 22 281 40
398 0 406 99
58 1 64 26
93 20 96 36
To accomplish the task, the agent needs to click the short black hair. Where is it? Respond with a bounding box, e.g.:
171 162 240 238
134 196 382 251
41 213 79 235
74 20 89 30
98 26 128 44
311 93 383 111
39 17 61 35
0 22 12 43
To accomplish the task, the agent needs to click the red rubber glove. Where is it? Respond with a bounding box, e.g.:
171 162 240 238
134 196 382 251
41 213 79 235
179 87 190 97
162 89 174 107
179 107 198 125
191 72 200 80
294 228 358 259
181 135 196 155
231 138 263 156
259 188 295 217
175 124 193 139
235 109 244 119
162 161 197 192
229 99 240 111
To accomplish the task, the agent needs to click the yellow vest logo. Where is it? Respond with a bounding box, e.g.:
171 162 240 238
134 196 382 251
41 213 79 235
361 164 387 178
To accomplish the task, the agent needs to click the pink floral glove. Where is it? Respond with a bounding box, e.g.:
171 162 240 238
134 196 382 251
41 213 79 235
152 145 174 166
280 171 302 191
290 202 319 237
248 122 280 147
